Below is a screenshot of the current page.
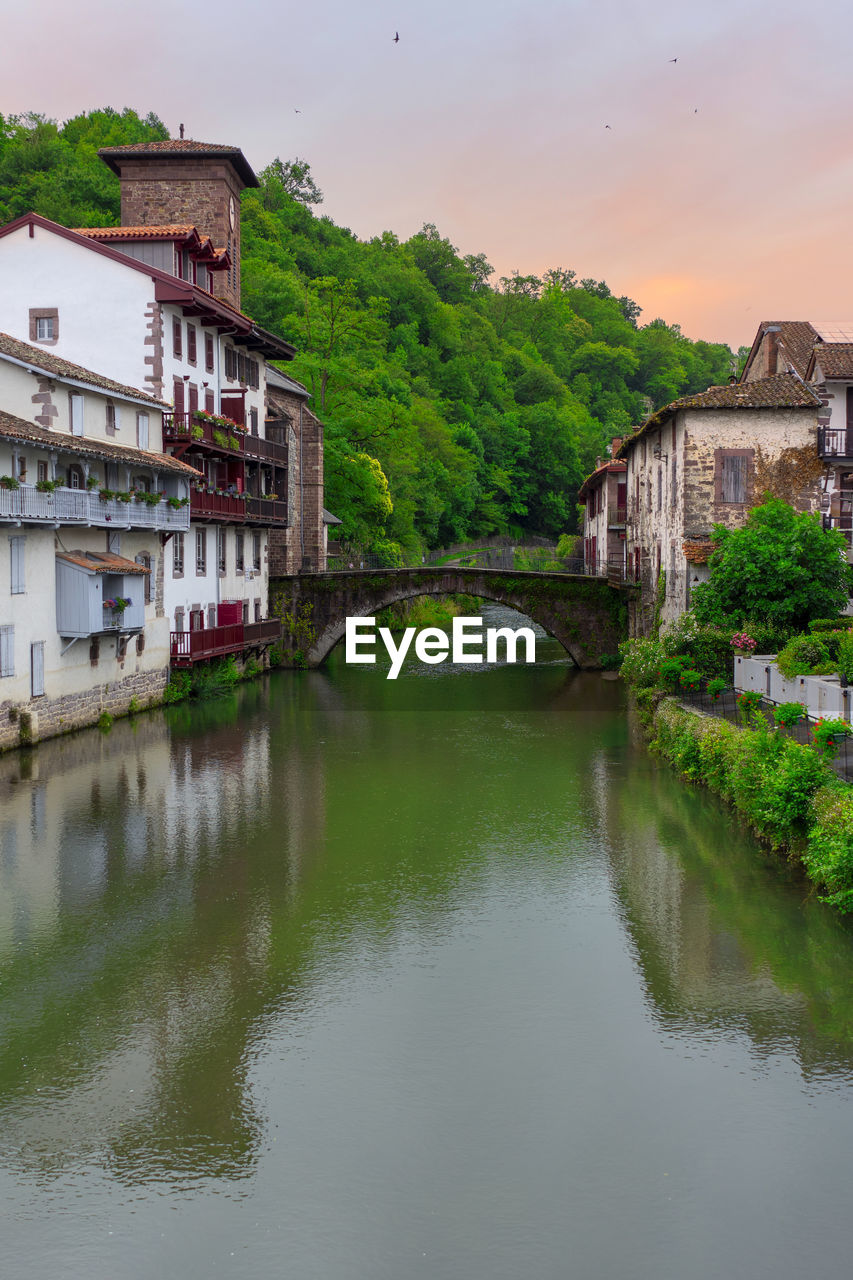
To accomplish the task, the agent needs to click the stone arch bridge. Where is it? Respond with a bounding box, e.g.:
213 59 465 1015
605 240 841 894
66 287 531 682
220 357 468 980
271 568 633 668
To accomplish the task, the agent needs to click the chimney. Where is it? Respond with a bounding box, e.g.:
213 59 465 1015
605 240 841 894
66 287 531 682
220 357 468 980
764 324 781 376
609 437 623 456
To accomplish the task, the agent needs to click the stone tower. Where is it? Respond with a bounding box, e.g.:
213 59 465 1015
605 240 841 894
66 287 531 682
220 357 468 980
98 139 259 311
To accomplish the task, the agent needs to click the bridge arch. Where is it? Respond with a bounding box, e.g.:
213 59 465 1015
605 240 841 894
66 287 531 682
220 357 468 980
272 568 631 670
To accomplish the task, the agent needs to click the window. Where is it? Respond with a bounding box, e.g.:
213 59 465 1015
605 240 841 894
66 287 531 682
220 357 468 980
254 599 261 622
252 533 261 571
207 604 217 628
188 385 198 416
135 553 152 604
235 532 244 572
31 641 44 697
108 531 121 555
10 536 25 594
205 335 215 373
16 456 26 482
106 404 116 437
173 532 185 576
137 413 149 450
187 325 197 365
249 407 258 435
0 626 13 678
242 600 249 625
716 449 752 504
175 607 185 632
217 527 226 574
68 465 84 490
132 475 150 493
70 393 84 436
29 308 58 345
37 461 48 484
196 528 207 575
205 389 215 414
224 347 236 380
173 317 182 359
173 378 185 417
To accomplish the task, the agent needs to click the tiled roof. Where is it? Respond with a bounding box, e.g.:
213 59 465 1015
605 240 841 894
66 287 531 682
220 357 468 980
577 459 626 500
98 140 258 188
57 551 150 575
617 373 821 457
682 539 715 564
741 321 819 381
0 409 201 478
73 224 197 242
0 331 168 406
808 343 853 380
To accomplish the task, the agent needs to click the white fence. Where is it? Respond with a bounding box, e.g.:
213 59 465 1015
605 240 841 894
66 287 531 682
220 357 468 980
0 486 189 531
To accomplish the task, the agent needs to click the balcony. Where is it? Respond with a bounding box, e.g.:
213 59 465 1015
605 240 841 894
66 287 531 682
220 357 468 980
0 485 190 531
818 426 853 462
190 489 249 522
163 411 245 456
170 618 281 666
244 496 288 525
243 434 288 465
608 505 627 527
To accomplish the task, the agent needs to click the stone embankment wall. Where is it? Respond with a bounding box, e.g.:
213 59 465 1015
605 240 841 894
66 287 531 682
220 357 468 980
0 667 168 752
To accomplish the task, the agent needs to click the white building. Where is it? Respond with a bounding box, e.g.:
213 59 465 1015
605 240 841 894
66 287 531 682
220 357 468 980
0 331 200 749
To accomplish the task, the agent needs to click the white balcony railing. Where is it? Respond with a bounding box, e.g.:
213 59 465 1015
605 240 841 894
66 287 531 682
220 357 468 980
0 486 190 530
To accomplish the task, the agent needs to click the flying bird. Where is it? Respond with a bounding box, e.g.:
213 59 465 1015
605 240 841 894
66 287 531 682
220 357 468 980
393 31 399 42
605 124 612 129
294 108 301 114
669 57 677 62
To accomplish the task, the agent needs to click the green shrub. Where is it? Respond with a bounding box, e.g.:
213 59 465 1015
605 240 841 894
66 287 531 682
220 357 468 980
659 655 690 689
707 676 728 701
809 617 853 632
804 785 853 911
773 701 807 728
776 634 830 679
618 637 665 688
811 717 850 759
838 631 853 682
662 614 790 678
678 668 703 692
163 671 191 703
97 712 113 732
735 689 763 725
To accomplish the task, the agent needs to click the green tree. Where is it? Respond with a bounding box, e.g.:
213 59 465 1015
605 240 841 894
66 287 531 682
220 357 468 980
691 497 852 631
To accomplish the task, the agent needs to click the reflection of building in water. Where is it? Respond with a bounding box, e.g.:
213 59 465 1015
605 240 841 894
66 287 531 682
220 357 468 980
0 687 327 1176
587 744 853 1076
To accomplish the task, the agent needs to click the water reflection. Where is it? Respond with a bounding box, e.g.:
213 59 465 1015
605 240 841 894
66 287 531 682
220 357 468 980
1 640 853 1241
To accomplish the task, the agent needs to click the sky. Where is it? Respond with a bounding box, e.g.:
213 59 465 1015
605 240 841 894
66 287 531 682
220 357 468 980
2 0 852 349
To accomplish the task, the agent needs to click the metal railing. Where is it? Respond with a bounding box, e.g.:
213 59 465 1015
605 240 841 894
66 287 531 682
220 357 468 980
0 485 190 530
817 426 853 459
608 505 628 526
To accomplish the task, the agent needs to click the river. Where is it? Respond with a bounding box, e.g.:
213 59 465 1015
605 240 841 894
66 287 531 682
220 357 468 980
2 607 853 1279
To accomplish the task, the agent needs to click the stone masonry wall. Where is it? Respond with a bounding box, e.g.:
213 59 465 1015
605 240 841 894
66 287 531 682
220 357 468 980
0 666 168 752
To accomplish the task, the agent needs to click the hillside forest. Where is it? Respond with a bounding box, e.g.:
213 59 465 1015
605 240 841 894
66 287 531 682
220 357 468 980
0 108 737 560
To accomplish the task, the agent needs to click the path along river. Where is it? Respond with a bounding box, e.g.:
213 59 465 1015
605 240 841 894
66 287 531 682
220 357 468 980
2 606 853 1279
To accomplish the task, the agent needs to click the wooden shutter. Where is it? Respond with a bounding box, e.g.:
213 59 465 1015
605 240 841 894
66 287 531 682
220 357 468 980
173 379 185 416
31 641 44 697
721 454 747 503
10 536 25 594
137 413 149 450
70 394 84 436
0 625 13 678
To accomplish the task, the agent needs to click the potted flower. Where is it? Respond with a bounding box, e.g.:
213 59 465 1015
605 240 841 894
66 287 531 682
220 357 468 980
707 677 728 701
731 631 757 658
35 478 58 493
773 701 808 730
736 689 763 725
0 475 20 490
811 717 850 758
86 475 99 490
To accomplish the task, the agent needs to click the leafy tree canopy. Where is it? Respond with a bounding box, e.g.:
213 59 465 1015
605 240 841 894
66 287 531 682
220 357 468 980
0 108 735 557
691 497 853 632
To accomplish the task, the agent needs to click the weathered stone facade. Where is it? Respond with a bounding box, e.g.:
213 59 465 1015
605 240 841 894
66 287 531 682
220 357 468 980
0 666 168 752
266 370 325 574
618 375 823 633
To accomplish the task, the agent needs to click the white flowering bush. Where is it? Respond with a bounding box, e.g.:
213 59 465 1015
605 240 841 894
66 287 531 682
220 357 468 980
618 637 665 688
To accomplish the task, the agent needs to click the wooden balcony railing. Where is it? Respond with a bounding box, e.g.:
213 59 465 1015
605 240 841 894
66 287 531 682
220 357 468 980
244 496 288 524
190 490 249 522
243 434 288 465
170 618 281 666
608 505 628 526
163 412 245 455
818 427 853 460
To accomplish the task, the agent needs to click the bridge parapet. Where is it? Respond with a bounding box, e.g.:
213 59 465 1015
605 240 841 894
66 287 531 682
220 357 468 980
271 567 633 669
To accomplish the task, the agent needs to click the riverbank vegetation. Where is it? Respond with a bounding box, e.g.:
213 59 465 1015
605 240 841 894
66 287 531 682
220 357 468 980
0 108 733 560
634 693 853 913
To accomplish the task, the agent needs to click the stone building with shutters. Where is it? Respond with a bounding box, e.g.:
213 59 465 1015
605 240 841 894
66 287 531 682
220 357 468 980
578 455 626 576
616 373 823 633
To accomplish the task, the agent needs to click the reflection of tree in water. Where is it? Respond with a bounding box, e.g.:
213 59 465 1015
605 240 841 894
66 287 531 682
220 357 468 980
596 715 853 1079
